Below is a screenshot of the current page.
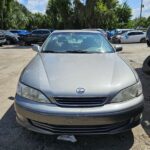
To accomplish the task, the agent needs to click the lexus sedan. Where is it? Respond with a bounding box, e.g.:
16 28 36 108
15 30 144 135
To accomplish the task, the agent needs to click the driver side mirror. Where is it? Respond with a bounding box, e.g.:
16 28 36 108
32 44 41 52
114 45 123 52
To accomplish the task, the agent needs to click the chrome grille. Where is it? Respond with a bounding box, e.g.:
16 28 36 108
54 97 107 107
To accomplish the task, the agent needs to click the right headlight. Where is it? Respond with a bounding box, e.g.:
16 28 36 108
111 81 142 103
16 82 50 103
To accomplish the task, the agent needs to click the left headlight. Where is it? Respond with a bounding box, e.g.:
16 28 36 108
111 81 142 103
16 82 50 103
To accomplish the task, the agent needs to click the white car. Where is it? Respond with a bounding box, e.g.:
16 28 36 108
115 31 146 43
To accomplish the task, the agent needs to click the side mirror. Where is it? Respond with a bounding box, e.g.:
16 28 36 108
114 45 123 52
32 44 41 52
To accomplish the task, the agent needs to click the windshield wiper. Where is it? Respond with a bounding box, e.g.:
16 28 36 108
65 50 90 53
42 50 65 53
42 50 103 53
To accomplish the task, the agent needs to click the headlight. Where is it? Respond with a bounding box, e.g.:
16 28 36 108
111 81 142 103
17 82 50 103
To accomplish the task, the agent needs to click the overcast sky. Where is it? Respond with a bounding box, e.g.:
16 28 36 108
18 0 150 19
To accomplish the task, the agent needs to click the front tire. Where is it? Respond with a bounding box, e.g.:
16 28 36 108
143 56 150 75
118 39 121 44
6 40 11 45
147 40 150 47
140 38 146 43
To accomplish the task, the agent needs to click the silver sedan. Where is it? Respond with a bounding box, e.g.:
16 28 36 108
15 30 144 135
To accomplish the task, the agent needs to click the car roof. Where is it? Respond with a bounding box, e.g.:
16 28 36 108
34 29 50 31
53 30 100 33
83 28 104 31
116 29 134 31
127 30 143 33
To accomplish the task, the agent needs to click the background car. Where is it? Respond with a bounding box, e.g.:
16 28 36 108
9 30 31 37
111 30 146 44
19 29 51 45
0 31 6 46
3 31 19 45
146 26 150 47
111 29 134 36
83 28 107 39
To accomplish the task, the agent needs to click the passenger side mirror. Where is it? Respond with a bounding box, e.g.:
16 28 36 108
32 44 41 52
114 45 123 52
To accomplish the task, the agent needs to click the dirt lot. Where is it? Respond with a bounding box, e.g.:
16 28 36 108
0 44 150 150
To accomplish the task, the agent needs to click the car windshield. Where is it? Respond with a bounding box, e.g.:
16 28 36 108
42 32 114 53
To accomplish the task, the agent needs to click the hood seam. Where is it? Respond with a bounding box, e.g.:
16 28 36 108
39 54 51 90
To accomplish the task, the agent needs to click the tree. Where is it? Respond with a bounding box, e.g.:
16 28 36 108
2 0 145 30
46 0 72 29
0 0 13 29
95 0 118 29
72 0 85 28
115 2 132 28
0 0 32 29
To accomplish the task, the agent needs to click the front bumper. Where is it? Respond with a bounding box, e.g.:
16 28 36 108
15 94 144 135
0 39 6 44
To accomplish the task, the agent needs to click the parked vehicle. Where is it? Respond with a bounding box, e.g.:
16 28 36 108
106 30 113 40
111 29 134 37
146 26 150 47
9 30 30 37
15 30 144 135
83 28 107 38
111 30 146 44
19 29 51 45
3 31 19 44
0 31 6 46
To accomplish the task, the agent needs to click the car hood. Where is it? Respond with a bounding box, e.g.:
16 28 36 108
21 53 137 97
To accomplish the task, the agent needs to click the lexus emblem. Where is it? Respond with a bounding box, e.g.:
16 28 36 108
76 88 85 94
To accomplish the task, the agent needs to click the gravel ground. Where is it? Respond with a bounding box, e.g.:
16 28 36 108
0 44 150 150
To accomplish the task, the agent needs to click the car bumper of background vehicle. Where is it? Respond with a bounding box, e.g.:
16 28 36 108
0 39 6 44
15 94 144 135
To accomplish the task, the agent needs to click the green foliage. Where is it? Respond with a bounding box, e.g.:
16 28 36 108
0 0 31 29
115 2 132 28
127 17 150 29
95 0 118 29
46 0 72 28
0 0 149 30
46 0 131 29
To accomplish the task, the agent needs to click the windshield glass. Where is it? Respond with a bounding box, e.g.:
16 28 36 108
42 32 114 53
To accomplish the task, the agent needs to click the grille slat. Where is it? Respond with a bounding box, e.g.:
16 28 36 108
54 97 107 107
30 120 129 134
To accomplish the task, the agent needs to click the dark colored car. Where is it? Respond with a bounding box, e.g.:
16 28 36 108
146 26 150 47
19 29 51 45
0 31 6 46
4 31 19 44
